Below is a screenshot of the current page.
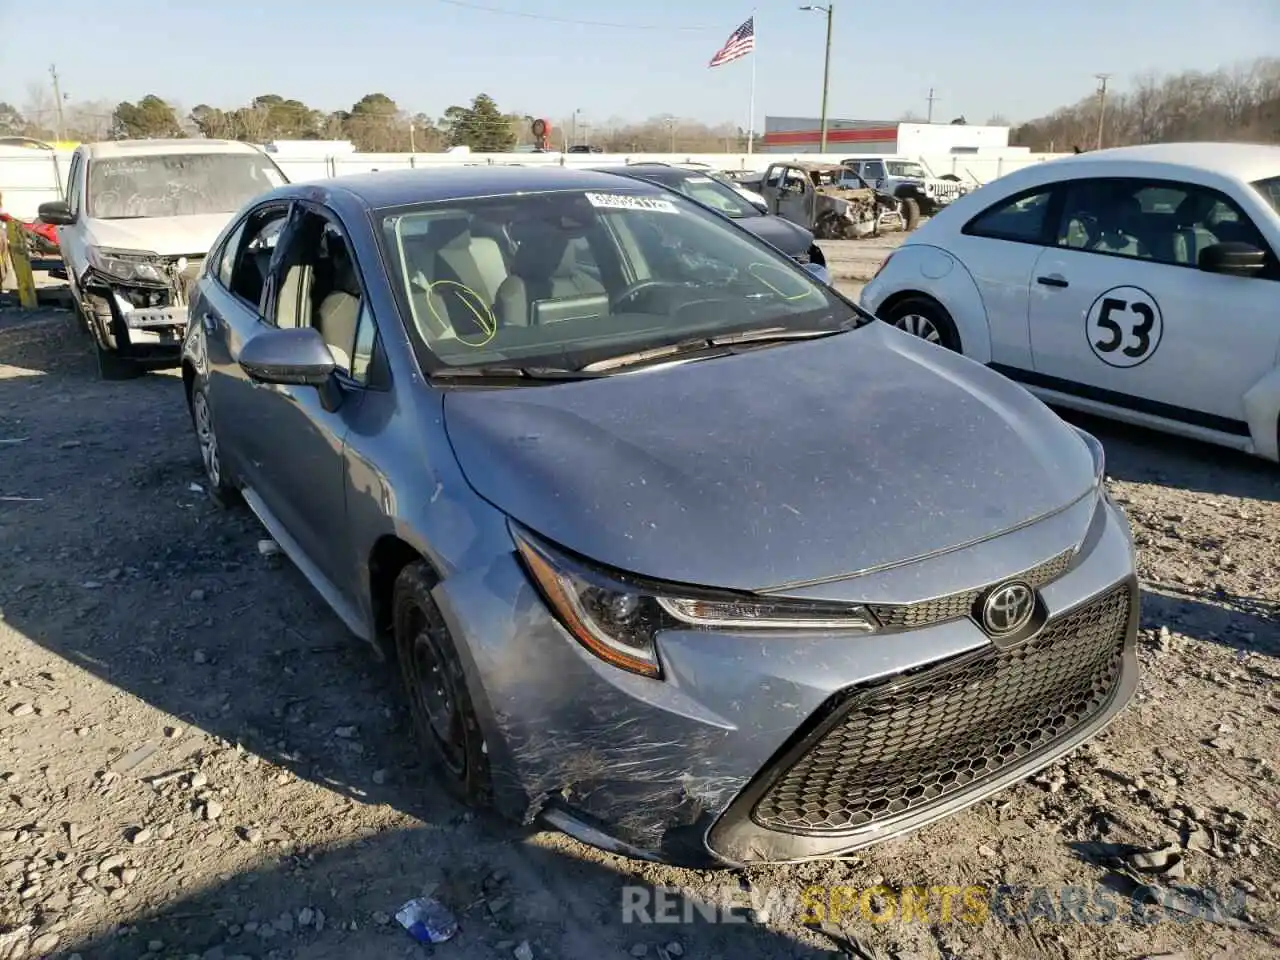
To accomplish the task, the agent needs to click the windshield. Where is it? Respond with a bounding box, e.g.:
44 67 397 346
87 153 287 219
379 187 858 372
887 161 927 179
1253 176 1280 216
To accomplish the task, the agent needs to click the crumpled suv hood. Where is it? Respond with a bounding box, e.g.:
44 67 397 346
443 322 1096 593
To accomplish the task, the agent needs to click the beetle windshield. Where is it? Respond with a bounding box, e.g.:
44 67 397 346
1252 176 1280 216
379 186 861 371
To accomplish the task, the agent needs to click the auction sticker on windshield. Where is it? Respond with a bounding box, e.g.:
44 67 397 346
585 193 679 213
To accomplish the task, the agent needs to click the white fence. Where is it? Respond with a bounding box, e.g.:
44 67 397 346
0 147 1069 221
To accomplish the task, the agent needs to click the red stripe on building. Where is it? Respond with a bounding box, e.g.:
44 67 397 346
761 126 898 146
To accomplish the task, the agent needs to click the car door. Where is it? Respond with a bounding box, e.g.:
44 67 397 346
198 201 292 488
59 151 87 295
1026 176 1280 436
860 160 887 192
229 202 374 590
774 167 812 227
946 183 1060 369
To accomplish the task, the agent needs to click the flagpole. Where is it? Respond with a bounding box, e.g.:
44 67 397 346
747 9 757 155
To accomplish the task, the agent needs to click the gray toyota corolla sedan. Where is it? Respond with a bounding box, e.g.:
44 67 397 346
181 166 1139 867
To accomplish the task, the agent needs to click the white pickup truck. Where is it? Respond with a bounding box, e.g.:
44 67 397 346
38 139 288 379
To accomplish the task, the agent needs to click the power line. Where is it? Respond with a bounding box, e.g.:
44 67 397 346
433 0 716 31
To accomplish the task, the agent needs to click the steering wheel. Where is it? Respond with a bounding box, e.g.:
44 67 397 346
610 279 684 313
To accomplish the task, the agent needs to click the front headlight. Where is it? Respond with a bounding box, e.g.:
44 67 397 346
87 246 166 284
513 527 877 679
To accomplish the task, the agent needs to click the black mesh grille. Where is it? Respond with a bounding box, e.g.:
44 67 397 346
870 550 1074 631
752 583 1131 834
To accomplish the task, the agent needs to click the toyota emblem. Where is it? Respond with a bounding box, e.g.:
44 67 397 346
981 581 1035 636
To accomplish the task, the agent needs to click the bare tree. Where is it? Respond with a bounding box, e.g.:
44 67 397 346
1012 56 1280 151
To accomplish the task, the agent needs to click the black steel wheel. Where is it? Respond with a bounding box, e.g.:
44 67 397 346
393 561 491 807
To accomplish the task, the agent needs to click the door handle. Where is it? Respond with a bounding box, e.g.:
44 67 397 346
1036 275 1069 288
201 312 217 333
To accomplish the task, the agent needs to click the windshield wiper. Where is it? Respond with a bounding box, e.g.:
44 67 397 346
432 365 604 382
580 336 714 373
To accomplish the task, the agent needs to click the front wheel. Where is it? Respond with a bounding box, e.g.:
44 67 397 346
899 197 921 231
393 562 492 808
189 378 239 507
881 296 962 352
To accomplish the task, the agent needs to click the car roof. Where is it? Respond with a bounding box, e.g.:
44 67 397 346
83 138 267 158
592 164 686 182
1043 142 1280 183
312 165 656 209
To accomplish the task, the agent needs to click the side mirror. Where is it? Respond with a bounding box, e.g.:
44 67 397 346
1198 241 1267 277
238 327 336 388
38 200 74 226
804 262 832 286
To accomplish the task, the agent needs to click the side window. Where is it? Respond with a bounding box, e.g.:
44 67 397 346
216 220 247 289
350 301 378 384
864 160 886 182
965 187 1055 244
270 209 366 374
1055 178 1269 268
228 207 289 310
65 155 83 213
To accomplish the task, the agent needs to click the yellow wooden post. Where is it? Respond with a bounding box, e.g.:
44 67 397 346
4 220 38 310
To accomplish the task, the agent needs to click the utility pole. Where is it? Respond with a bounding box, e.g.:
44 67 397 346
409 123 417 153
800 5 833 152
926 87 938 123
663 117 676 153
1095 74 1111 150
49 64 66 142
571 108 581 148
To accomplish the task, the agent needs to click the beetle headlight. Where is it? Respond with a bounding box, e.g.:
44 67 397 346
513 526 878 679
87 246 166 284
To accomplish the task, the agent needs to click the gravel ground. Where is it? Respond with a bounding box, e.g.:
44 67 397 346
0 270 1278 960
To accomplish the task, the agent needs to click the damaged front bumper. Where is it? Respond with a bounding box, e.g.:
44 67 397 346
79 254 203 363
431 494 1140 868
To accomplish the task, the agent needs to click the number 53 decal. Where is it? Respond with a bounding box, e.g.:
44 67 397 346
1085 286 1163 368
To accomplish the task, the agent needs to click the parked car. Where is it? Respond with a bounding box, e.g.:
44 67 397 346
741 161 905 239
861 142 1280 460
183 165 1138 867
38 139 289 379
592 162 826 266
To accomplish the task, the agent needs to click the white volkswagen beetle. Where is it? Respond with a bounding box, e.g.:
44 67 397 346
860 143 1280 460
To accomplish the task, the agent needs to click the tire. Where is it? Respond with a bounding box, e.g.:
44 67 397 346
393 561 492 808
881 295 962 352
188 377 240 507
900 197 921 232
95 341 142 381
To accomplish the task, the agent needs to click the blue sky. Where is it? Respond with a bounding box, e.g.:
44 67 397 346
2 0 1277 128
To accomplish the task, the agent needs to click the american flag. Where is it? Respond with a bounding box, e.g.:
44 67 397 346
708 17 755 68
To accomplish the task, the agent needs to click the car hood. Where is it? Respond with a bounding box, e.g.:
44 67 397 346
734 215 813 258
443 323 1096 593
84 214 234 257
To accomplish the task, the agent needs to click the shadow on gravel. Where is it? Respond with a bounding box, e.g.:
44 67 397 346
1140 585 1280 656
1053 409 1280 503
58 826 832 959
0 313 450 821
